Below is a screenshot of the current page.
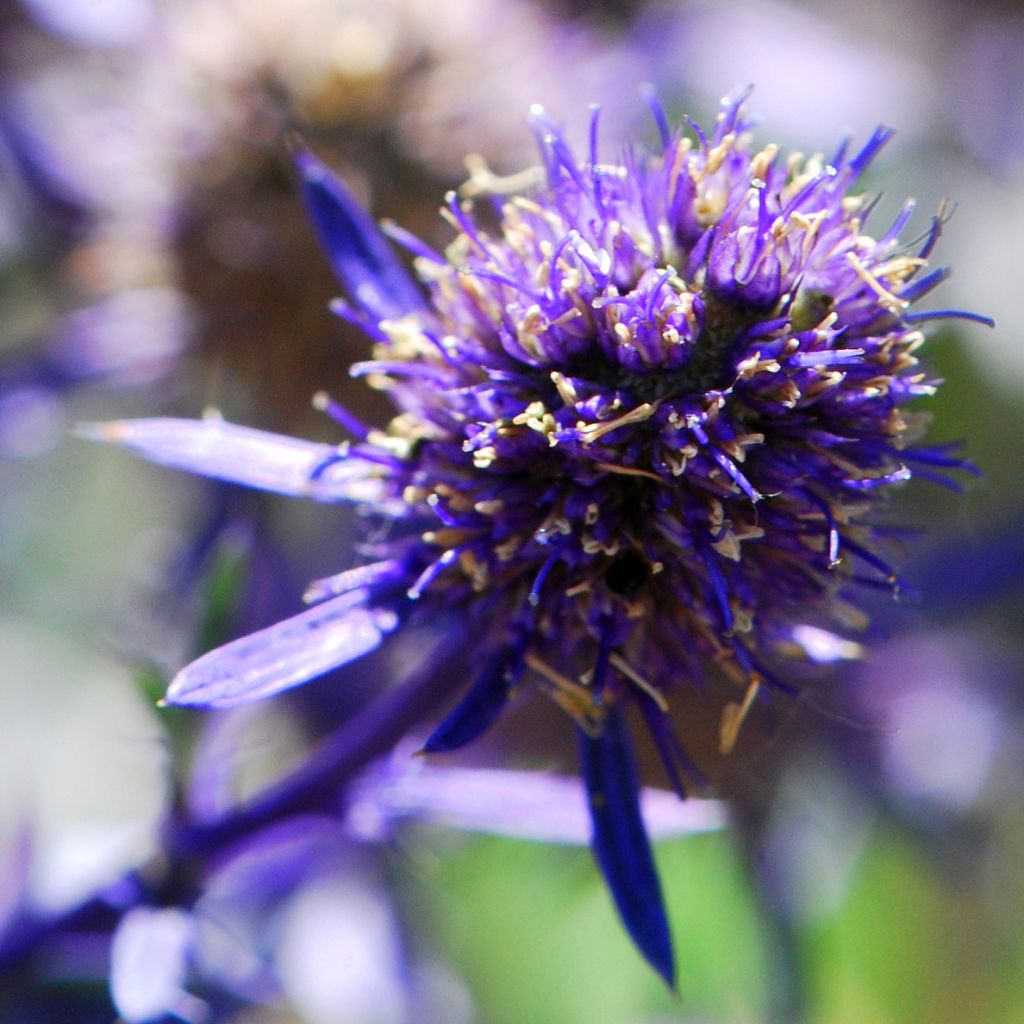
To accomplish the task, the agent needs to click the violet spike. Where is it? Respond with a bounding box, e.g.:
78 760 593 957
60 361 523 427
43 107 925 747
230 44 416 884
579 705 675 987
296 149 425 322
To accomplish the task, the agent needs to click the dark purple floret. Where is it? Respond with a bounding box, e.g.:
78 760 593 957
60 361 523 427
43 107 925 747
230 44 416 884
91 91 991 981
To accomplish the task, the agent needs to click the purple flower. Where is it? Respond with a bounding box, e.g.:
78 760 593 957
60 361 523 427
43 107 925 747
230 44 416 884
89 91 990 983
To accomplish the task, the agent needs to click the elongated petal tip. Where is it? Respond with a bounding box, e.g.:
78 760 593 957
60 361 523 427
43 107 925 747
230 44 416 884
74 416 373 503
72 420 127 443
164 592 398 708
580 708 676 987
296 149 424 323
420 644 520 753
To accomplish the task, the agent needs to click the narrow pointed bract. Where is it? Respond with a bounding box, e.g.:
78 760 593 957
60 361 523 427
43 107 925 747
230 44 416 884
580 707 675 986
78 417 376 502
165 591 400 708
296 150 425 322
420 643 523 753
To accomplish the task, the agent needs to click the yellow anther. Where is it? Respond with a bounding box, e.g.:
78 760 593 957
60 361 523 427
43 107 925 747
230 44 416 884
749 143 779 182
551 371 579 407
578 402 657 444
610 654 669 712
719 676 762 754
845 252 909 313
705 132 736 175
460 153 545 197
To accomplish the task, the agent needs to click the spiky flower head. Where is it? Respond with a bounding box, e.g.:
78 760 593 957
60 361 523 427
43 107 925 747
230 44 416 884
93 90 989 983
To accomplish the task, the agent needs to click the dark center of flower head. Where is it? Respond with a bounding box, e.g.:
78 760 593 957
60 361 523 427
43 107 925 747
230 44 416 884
333 94 972 761
604 549 651 597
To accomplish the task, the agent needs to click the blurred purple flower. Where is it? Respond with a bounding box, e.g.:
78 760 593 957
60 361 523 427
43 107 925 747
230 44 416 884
950 13 1024 173
18 0 156 48
633 0 936 146
0 286 192 459
2 0 641 373
857 629 1020 819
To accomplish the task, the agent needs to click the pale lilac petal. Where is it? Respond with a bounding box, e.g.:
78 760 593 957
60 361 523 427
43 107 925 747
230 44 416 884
347 759 726 845
76 417 376 502
165 592 399 708
303 559 405 604
109 906 202 1024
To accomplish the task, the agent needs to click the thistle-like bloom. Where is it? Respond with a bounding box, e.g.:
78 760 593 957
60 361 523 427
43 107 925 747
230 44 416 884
91 91 990 983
